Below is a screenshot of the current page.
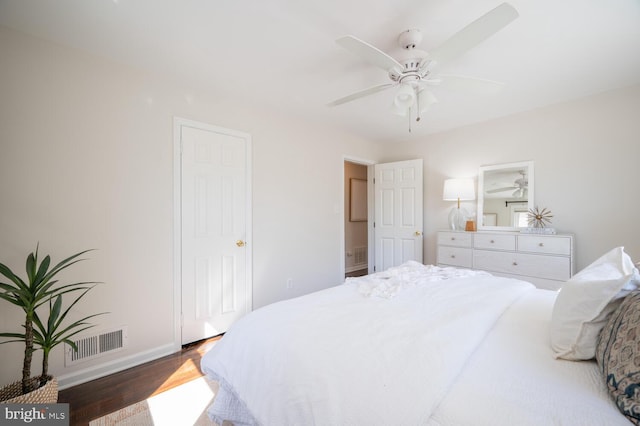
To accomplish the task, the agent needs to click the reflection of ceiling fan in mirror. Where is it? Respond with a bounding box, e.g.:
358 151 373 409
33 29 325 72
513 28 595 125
487 170 528 198
327 2 519 128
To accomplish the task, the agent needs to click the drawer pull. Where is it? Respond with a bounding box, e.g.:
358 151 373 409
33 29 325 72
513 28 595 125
451 237 456 241
512 261 518 266
490 239 495 243
539 242 544 247
450 255 456 259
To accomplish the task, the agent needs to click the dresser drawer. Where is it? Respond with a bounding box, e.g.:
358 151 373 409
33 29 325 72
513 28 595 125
517 235 571 255
438 232 472 248
473 233 516 251
473 249 571 281
437 246 473 268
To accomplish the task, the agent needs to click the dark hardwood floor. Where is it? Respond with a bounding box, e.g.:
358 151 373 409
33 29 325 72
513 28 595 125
345 268 368 278
58 335 221 425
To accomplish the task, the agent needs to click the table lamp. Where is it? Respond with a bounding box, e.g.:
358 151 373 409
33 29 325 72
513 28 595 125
443 178 475 230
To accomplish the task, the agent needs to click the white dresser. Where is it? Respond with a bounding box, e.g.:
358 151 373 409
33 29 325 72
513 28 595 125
437 230 574 290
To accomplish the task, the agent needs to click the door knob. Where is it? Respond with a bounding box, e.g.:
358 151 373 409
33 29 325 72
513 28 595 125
414 231 422 236
236 240 246 247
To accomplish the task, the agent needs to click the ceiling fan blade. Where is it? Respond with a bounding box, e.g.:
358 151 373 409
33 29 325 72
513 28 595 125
336 35 403 73
327 83 394 107
487 186 516 194
513 187 527 198
429 2 519 67
438 74 505 94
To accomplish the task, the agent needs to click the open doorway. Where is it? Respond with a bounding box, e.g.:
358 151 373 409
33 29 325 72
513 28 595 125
344 161 369 278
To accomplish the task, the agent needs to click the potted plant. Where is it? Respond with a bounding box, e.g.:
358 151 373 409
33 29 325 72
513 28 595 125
0 246 104 403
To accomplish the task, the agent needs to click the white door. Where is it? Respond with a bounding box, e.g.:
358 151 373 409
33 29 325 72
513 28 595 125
179 120 252 345
374 159 423 271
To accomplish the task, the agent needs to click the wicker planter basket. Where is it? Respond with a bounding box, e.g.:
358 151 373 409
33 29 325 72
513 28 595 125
0 377 58 404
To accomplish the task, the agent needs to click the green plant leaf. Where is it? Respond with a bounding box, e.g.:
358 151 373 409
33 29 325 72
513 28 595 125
31 285 107 359
41 250 94 285
26 251 37 286
48 296 62 332
65 340 78 352
53 323 98 345
0 263 26 288
33 285 95 311
33 253 51 285
0 332 26 339
0 338 26 345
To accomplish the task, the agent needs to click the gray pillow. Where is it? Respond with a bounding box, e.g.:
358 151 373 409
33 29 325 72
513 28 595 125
596 290 640 424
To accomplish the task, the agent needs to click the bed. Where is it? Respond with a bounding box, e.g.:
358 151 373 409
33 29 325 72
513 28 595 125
201 248 640 425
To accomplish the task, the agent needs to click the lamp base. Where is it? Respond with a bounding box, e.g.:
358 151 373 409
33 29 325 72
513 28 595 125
448 207 469 231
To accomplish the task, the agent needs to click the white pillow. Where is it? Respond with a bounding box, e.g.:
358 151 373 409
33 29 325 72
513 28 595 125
550 246 640 360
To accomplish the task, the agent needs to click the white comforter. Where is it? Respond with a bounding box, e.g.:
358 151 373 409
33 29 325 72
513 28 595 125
427 289 629 426
201 262 533 425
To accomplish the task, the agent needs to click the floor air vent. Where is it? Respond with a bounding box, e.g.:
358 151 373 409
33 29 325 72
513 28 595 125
65 326 128 366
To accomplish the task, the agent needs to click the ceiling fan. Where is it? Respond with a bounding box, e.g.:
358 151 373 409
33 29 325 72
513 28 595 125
327 2 519 127
487 170 528 198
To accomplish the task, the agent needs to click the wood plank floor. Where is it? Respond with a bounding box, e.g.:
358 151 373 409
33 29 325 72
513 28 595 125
345 268 367 278
58 335 221 426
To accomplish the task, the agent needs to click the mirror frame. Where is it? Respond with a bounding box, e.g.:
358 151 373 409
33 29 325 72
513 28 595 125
477 161 534 231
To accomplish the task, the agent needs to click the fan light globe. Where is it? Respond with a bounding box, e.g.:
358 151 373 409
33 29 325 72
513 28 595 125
391 102 408 117
418 90 438 113
394 83 415 108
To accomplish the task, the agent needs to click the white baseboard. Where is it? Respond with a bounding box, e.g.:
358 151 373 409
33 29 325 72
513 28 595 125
56 343 177 390
345 264 367 273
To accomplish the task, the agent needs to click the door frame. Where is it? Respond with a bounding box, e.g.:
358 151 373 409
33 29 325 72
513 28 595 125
341 156 375 279
173 117 253 350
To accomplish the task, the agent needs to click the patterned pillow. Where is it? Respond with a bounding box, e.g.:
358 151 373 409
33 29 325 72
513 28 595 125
596 291 640 424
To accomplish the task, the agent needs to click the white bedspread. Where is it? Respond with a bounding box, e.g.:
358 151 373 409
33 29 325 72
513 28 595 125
427 289 629 426
201 262 533 426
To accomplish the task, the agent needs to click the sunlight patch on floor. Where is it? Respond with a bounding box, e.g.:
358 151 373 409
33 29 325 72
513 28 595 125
147 377 217 425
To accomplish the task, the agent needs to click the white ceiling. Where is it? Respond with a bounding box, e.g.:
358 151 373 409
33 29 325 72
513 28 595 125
1 0 639 143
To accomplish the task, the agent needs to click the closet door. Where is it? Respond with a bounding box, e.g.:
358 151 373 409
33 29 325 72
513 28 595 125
178 119 252 345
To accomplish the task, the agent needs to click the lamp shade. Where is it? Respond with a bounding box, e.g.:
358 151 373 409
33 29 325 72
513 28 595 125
418 90 438 113
394 83 415 108
391 101 409 117
443 178 475 201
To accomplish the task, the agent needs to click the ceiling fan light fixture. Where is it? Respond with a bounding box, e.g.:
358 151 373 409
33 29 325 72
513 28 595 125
328 4 519 130
391 102 409 117
418 90 438 113
394 83 415 108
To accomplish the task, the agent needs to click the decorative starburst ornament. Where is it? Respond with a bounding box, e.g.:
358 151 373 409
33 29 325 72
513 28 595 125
527 207 553 228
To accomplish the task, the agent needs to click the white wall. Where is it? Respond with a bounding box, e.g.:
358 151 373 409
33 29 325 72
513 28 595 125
377 84 640 271
0 26 381 388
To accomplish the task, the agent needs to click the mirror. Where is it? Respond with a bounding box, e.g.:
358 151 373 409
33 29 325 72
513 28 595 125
477 161 534 231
